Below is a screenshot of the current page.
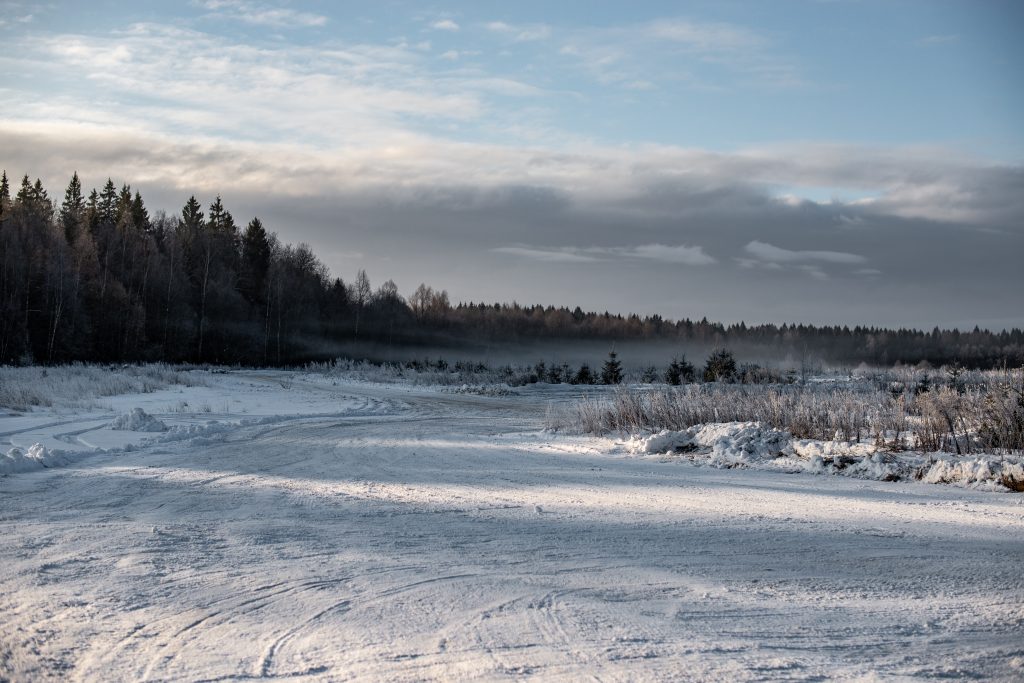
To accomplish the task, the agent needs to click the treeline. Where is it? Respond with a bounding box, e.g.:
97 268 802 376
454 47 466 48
1 170 1022 368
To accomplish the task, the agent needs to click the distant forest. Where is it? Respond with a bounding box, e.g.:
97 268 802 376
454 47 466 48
1 170 1022 369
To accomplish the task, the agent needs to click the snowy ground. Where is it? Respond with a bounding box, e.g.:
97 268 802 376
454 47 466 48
1 370 1023 681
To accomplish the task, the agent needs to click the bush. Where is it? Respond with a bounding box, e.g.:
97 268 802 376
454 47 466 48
665 356 695 385
703 349 737 382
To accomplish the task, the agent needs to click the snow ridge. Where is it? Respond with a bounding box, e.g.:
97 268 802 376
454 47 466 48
627 422 1024 491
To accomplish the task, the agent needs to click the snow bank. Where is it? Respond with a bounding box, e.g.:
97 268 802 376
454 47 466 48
627 421 1024 491
109 408 168 432
628 422 790 467
445 384 518 397
1 444 73 474
923 458 1024 491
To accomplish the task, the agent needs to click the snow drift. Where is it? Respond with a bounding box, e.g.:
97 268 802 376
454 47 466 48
1 444 73 475
109 407 168 432
627 421 1024 491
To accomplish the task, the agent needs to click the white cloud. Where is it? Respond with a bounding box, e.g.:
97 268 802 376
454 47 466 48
645 18 763 51
557 17 802 89
485 21 551 42
622 244 717 265
0 23 1019 230
197 0 328 28
440 50 459 61
431 19 460 32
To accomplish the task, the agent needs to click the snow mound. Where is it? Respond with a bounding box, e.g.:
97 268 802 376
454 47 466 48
628 422 790 467
923 458 1024 491
445 384 518 397
1 444 73 475
109 407 168 432
626 422 1024 491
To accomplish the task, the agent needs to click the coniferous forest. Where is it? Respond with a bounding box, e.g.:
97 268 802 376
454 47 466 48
1 170 1022 368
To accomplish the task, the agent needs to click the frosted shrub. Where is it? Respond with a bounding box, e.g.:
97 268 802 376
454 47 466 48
0 364 204 411
555 367 1024 455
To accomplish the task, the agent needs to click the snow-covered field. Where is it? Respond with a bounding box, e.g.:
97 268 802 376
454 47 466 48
2 369 1023 681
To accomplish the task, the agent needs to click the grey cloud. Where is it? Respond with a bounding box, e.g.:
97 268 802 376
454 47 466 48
492 247 600 263
492 244 716 266
744 241 866 264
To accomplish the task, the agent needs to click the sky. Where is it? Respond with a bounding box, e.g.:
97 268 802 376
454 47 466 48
1 0 1022 329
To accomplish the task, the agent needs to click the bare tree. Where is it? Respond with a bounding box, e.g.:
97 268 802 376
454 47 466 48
353 269 371 339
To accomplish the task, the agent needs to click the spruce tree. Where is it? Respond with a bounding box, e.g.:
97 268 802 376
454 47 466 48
665 355 695 385
131 191 150 232
573 363 594 385
99 179 117 226
59 173 85 243
85 188 100 234
179 196 204 238
240 217 271 303
601 350 623 384
703 348 737 382
0 170 9 219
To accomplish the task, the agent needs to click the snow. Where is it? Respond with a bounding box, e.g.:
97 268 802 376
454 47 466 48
108 407 168 432
0 443 72 474
1 368 1023 680
627 421 1024 491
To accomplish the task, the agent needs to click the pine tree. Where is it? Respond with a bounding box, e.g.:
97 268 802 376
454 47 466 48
640 365 659 383
85 188 100 235
240 217 271 304
59 173 85 243
207 195 226 231
573 363 594 385
16 174 32 206
0 171 9 219
703 348 737 382
31 178 49 205
99 179 117 226
116 184 133 226
131 191 150 232
601 350 623 384
665 355 695 385
179 196 204 238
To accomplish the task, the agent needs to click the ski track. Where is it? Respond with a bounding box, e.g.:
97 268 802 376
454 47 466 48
1 372 1023 681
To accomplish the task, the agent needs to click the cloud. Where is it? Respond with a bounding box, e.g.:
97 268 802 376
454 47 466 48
743 240 866 264
197 0 327 28
485 21 551 42
622 244 717 265
645 18 763 51
0 17 1021 327
558 17 802 89
0 11 33 28
492 244 716 266
736 241 869 280
431 19 460 32
491 246 601 263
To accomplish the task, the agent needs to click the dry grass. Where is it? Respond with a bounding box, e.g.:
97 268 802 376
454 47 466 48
0 364 204 411
553 368 1024 455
